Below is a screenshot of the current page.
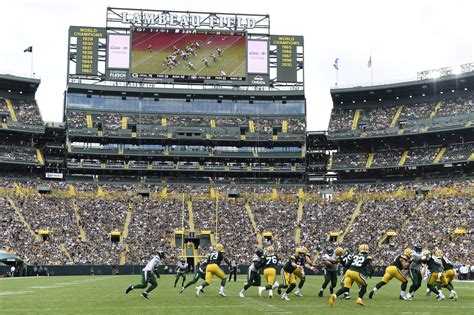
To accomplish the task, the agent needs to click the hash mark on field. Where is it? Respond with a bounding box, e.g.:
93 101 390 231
0 291 33 297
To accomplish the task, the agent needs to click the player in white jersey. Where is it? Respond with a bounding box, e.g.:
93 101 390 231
174 259 189 288
126 251 165 299
319 246 343 297
406 244 424 300
239 248 265 297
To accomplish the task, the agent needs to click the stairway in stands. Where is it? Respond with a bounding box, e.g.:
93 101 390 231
398 150 409 166
60 244 74 263
35 148 45 165
5 99 17 121
433 147 447 164
365 153 375 168
338 199 363 243
429 101 443 119
351 109 361 130
294 200 304 245
390 105 404 128
245 203 261 246
188 199 195 231
119 200 134 265
6 195 41 241
71 198 87 241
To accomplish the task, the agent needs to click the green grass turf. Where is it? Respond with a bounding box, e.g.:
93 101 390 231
1 275 472 314
131 45 245 77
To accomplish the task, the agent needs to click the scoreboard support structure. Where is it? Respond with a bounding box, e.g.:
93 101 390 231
67 7 304 91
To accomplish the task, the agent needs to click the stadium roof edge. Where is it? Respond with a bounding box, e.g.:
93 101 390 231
330 71 473 107
67 83 305 99
0 74 41 95
330 71 473 94
0 74 40 86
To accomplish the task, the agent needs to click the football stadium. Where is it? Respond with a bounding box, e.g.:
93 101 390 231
0 4 473 315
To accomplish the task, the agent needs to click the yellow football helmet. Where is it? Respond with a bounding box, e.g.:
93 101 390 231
435 249 443 256
404 248 412 257
335 247 344 256
358 244 369 253
300 246 309 254
215 243 225 252
266 246 275 253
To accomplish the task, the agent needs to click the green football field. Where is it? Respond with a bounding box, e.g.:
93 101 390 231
1 275 473 314
131 45 246 78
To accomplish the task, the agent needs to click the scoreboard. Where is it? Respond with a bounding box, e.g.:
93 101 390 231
68 26 106 76
270 35 304 83
67 8 304 88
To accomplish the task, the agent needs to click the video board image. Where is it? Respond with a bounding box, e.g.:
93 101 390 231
131 28 247 82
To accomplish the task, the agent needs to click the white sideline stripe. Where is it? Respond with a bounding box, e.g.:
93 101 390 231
0 276 110 298
2 304 474 312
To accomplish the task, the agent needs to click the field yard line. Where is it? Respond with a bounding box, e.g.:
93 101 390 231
194 36 244 76
134 32 162 49
230 60 246 76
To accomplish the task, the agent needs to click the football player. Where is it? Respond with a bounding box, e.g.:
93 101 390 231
180 260 208 294
195 243 231 297
318 246 343 297
125 250 165 299
293 246 317 297
279 249 305 301
258 245 281 298
339 247 353 300
406 244 424 300
433 249 458 300
369 251 410 300
423 250 447 301
239 248 265 297
329 244 373 306
174 259 188 289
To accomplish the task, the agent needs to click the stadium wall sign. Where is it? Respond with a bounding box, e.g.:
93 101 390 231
121 12 256 30
249 74 269 86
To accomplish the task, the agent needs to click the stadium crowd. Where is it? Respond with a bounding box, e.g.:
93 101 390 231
332 142 472 169
66 110 305 134
11 99 43 125
0 178 471 268
328 95 473 134
0 146 38 163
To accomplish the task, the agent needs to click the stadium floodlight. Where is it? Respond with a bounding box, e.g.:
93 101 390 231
427 70 441 79
452 66 462 75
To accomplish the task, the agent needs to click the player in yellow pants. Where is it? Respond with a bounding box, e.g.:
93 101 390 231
369 253 409 300
329 244 373 307
258 246 281 298
196 244 230 297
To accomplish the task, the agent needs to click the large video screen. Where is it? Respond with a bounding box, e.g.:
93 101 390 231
131 28 247 82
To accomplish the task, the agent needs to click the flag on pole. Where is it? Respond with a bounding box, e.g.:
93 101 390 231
24 46 33 53
367 56 372 68
333 58 339 70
